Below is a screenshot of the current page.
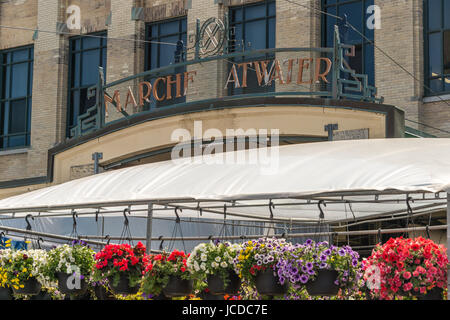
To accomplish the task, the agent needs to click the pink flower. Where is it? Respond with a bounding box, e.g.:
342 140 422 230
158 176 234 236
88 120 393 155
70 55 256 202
413 271 419 277
403 282 413 292
420 287 427 294
402 272 412 280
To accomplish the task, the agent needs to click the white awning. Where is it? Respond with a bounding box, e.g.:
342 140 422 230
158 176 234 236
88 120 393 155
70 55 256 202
0 138 449 222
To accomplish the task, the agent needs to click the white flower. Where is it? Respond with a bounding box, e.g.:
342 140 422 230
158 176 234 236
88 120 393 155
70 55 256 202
215 256 221 263
201 254 207 262
200 263 206 271
220 262 228 268
211 262 219 269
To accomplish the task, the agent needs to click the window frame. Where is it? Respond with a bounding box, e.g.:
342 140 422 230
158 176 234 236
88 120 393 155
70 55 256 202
321 0 375 87
424 0 450 96
67 31 107 137
0 45 34 150
144 17 188 109
228 0 276 96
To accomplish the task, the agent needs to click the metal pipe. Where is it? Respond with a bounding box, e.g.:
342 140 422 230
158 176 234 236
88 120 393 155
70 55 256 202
146 203 153 254
0 190 445 214
77 224 447 242
447 193 450 301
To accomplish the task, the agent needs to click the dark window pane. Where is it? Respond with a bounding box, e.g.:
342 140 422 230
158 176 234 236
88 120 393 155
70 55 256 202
245 4 266 19
12 49 28 62
268 1 275 16
159 36 179 67
231 8 242 22
428 0 442 31
69 90 80 127
430 77 443 92
79 87 96 115
81 49 101 86
82 37 101 50
160 21 180 35
340 2 363 44
429 32 443 77
245 20 266 50
348 44 363 75
444 30 450 74
1 66 10 98
11 62 28 98
326 7 337 47
8 99 27 134
364 43 375 85
71 52 80 88
268 17 275 48
445 0 450 29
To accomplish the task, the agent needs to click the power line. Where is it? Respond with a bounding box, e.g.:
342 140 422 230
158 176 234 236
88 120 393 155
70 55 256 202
283 0 450 134
0 24 179 47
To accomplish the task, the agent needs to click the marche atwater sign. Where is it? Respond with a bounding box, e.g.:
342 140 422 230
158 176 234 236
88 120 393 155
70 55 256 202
103 56 332 113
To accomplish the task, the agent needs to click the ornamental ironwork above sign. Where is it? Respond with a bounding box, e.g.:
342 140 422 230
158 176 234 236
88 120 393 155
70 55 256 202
69 26 384 138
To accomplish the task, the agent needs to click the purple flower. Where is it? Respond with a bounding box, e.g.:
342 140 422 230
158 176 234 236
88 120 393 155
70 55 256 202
320 254 327 262
305 239 313 245
300 275 309 284
319 262 328 269
338 249 346 256
306 262 313 269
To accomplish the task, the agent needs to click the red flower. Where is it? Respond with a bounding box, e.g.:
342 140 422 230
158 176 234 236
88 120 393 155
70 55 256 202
402 272 411 280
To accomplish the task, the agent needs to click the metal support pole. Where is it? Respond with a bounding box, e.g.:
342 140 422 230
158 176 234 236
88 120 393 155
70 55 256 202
447 193 449 300
146 203 153 254
92 152 103 174
325 124 339 141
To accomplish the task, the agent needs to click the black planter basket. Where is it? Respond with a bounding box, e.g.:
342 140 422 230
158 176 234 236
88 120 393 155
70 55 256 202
199 291 225 300
414 287 444 301
255 270 289 296
12 277 42 296
56 272 89 295
30 291 52 300
306 269 339 297
94 285 116 300
108 274 140 295
207 270 241 295
162 276 193 298
0 286 13 300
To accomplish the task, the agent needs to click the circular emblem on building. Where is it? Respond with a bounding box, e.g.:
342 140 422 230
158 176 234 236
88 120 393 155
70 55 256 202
198 17 226 56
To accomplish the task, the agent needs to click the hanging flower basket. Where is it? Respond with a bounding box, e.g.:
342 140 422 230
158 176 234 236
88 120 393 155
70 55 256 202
93 242 149 296
208 270 241 295
108 273 140 295
0 286 12 300
56 272 88 295
305 269 340 296
162 275 193 297
142 250 194 298
12 277 42 295
255 270 288 296
363 237 448 300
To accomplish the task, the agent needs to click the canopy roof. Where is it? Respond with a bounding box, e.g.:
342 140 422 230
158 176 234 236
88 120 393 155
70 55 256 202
0 138 449 222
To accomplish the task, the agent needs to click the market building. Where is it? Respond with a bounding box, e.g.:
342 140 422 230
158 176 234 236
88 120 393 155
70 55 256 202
0 0 448 253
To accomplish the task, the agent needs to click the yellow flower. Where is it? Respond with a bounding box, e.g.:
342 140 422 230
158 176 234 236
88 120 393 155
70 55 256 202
22 268 27 273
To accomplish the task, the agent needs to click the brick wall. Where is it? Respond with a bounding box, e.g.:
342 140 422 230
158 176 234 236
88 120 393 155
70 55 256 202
0 0 449 187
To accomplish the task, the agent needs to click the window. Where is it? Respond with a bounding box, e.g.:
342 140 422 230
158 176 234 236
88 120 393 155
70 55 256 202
0 46 33 150
228 0 276 96
424 0 450 95
145 17 187 108
322 0 375 86
67 32 107 137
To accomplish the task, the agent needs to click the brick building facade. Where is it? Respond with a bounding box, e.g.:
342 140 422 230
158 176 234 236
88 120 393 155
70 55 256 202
0 0 447 198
